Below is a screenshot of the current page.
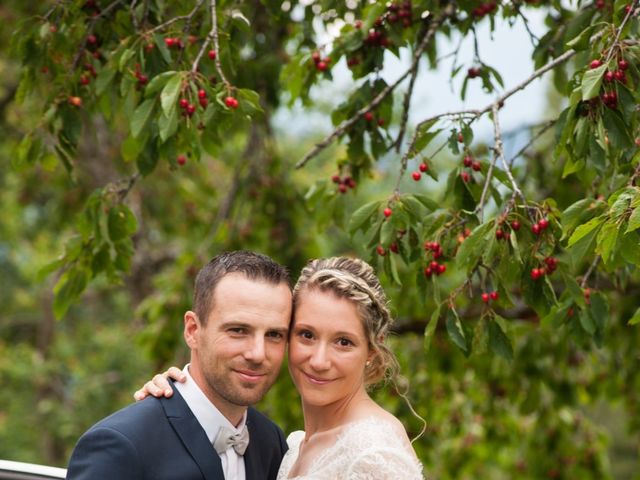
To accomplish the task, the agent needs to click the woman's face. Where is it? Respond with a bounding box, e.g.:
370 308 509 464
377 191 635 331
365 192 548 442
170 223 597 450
288 288 371 407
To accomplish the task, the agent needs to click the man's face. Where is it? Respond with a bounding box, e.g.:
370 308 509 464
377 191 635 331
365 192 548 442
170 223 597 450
185 273 292 421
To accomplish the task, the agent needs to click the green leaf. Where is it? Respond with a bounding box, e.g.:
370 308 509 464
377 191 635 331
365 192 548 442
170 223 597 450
412 193 439 211
456 221 494 271
160 73 182 117
446 310 468 355
53 267 90 319
596 221 619 265
566 24 597 50
118 48 135 72
568 216 603 246
488 317 513 361
579 308 596 335
159 108 178 143
627 207 640 233
144 71 177 97
130 98 155 138
95 67 116 96
628 307 640 325
561 198 592 235
620 232 640 266
348 201 380 235
108 205 137 242
581 64 607 100
602 108 633 149
423 305 441 353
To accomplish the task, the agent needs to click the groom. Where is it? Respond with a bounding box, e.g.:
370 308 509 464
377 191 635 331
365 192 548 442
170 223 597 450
66 251 293 480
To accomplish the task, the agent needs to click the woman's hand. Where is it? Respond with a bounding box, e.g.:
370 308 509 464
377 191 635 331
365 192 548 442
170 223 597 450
133 366 186 401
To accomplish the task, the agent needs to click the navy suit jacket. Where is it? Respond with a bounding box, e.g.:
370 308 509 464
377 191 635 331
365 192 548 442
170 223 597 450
66 383 287 480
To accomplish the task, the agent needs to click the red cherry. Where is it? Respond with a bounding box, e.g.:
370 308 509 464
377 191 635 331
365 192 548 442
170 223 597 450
430 261 439 270
463 155 473 167
137 74 148 85
604 71 615 82
198 89 207 99
165 37 175 48
364 111 374 122
345 176 356 189
225 96 239 109
354 20 362 28
496 229 504 240
80 75 90 85
490 291 499 301
618 59 629 71
457 133 464 143
331 175 341 184
424 266 433 277
177 154 187 166
481 293 490 303
419 163 428 172
338 184 348 194
532 223 541 235
87 34 97 45
614 70 626 82
538 218 549 230
530 268 542 280
461 171 471 183
589 59 602 69
186 104 196 116
471 161 481 172
437 264 446 275
376 245 386 256
316 61 328 71
390 242 399 253
199 97 208 108
208 50 217 60
179 98 189 109
510 220 521 231
412 171 422 181
383 207 392 218
68 96 82 107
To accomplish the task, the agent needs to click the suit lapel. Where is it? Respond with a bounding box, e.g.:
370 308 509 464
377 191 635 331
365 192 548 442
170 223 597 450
243 417 260 480
160 386 225 480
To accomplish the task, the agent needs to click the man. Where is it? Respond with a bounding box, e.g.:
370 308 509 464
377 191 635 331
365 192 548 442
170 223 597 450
67 251 293 480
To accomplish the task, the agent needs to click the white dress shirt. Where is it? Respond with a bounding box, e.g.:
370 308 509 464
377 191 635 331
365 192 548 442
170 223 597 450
175 364 247 480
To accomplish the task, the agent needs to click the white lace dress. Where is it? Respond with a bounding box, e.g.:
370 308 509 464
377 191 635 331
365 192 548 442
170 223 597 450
276 417 424 479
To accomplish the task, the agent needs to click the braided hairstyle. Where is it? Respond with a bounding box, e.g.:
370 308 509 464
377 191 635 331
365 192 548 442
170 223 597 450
292 256 399 387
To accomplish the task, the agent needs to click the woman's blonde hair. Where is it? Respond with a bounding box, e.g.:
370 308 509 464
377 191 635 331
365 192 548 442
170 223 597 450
292 256 399 387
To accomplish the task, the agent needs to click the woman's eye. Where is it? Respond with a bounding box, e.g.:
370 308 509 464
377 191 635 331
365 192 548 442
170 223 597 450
337 338 353 347
299 330 313 339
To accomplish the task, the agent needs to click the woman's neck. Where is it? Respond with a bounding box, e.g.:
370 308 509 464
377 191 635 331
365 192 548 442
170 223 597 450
301 387 373 436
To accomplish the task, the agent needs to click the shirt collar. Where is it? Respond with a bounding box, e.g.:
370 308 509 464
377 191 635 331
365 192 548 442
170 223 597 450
174 364 247 444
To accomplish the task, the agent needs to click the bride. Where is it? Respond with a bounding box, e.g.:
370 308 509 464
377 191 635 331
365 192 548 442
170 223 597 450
138 256 424 479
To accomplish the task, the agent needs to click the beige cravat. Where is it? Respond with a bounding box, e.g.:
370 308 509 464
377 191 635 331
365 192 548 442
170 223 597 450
213 425 250 456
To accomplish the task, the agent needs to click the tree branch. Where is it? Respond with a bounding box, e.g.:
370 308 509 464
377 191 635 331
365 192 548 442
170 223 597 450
295 3 457 169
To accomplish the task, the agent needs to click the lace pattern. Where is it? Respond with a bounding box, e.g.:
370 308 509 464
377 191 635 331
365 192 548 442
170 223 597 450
277 417 424 480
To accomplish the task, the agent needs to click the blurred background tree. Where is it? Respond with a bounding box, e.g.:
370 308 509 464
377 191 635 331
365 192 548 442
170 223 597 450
0 1 639 478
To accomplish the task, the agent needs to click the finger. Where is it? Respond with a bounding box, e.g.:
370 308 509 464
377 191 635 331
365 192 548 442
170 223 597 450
166 366 186 382
151 374 174 397
133 390 146 401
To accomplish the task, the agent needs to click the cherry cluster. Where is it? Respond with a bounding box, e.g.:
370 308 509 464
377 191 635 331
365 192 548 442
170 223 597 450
164 37 184 49
471 2 497 18
530 256 558 280
133 64 148 88
495 219 520 242
411 162 429 181
467 67 482 79
423 241 446 277
460 154 482 183
531 218 549 236
311 51 331 72
331 174 356 193
79 62 98 86
481 291 499 303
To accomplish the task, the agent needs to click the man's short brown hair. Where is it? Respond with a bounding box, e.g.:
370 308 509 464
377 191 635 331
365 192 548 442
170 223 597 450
193 251 291 324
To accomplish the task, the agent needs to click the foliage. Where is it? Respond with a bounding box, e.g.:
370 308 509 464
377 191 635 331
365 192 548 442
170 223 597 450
1 0 639 477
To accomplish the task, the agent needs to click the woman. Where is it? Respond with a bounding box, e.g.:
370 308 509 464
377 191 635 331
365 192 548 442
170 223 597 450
138 257 424 479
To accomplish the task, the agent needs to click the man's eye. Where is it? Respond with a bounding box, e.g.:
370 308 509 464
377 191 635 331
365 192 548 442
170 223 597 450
266 331 284 339
229 328 246 334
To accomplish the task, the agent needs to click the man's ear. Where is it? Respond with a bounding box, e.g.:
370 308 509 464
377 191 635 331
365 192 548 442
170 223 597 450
184 310 200 349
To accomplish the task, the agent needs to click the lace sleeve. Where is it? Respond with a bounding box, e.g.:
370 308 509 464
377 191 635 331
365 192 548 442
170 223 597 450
345 446 424 480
